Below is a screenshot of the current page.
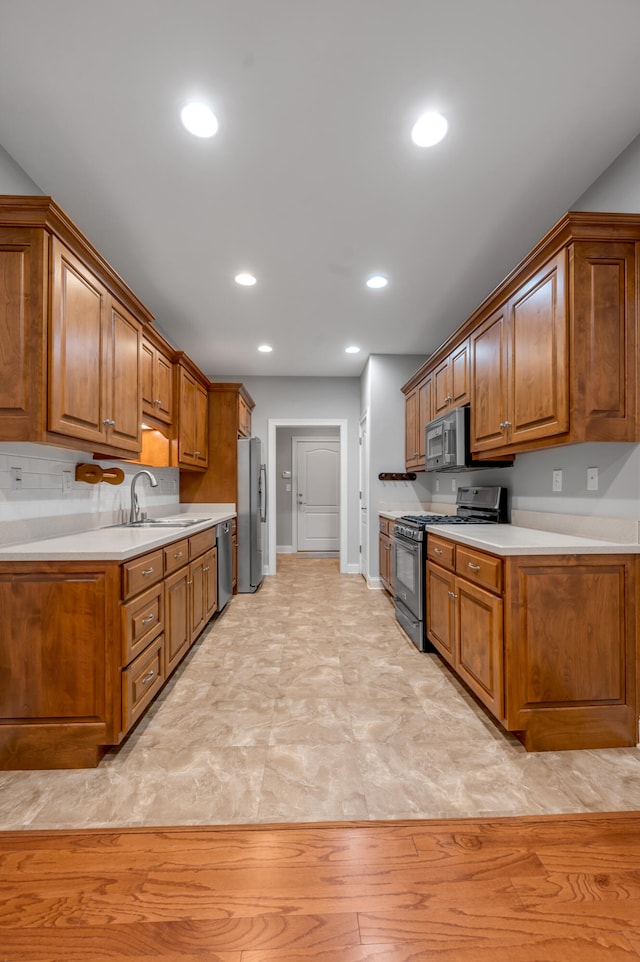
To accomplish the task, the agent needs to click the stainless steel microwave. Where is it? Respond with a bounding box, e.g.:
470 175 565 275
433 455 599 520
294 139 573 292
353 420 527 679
425 407 513 472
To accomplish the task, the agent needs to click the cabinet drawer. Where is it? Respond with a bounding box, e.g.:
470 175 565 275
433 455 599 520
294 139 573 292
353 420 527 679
189 527 216 559
379 516 390 535
122 634 165 732
427 535 455 571
122 582 164 665
122 550 163 599
164 538 189 574
456 546 502 593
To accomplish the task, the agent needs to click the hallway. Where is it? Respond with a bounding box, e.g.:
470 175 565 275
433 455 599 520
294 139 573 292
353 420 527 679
2 556 640 830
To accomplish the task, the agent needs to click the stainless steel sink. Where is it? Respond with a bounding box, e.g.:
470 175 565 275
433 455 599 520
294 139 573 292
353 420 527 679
119 517 211 528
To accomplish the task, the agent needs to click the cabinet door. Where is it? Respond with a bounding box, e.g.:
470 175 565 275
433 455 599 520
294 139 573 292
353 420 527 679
164 567 190 675
189 556 207 644
507 250 569 446
107 299 141 453
417 375 432 464
433 359 451 416
456 577 504 719
194 382 209 467
49 238 109 445
379 532 393 592
203 546 218 619
426 562 456 665
238 395 252 437
0 227 46 440
450 339 469 407
470 304 509 452
177 368 197 464
404 388 419 468
140 339 155 415
571 241 637 441
155 350 174 424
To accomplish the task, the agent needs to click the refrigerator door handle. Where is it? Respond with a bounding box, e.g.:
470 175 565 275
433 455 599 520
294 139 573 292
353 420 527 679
259 463 268 522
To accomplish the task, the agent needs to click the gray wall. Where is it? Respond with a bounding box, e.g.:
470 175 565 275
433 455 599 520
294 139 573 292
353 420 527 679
0 144 42 193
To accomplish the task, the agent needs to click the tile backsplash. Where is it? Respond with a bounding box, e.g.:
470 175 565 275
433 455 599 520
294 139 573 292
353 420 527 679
0 443 180 545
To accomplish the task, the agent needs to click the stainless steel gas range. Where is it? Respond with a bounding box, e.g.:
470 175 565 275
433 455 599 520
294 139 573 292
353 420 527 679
391 485 508 651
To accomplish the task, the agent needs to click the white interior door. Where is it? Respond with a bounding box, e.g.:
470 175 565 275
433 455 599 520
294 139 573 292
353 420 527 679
359 412 369 578
295 440 340 551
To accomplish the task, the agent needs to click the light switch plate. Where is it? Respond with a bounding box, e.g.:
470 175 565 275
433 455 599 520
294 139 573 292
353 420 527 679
552 469 563 492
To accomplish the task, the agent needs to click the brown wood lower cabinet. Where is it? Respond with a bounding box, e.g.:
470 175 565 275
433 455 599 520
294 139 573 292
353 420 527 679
0 526 220 770
426 535 637 751
378 516 393 593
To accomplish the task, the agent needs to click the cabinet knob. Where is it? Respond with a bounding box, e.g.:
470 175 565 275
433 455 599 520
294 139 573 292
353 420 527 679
187 579 193 586
503 420 512 428
447 590 458 600
203 565 210 572
446 394 453 403
194 451 200 458
103 418 115 427
154 398 161 406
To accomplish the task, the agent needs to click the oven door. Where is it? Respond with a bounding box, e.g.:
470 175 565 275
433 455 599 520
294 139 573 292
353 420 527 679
391 531 423 622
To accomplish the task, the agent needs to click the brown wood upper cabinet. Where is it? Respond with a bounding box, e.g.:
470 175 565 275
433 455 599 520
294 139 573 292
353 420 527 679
175 357 209 470
141 331 174 427
470 251 569 453
404 212 640 461
238 393 252 437
0 196 154 458
404 374 432 471
433 338 469 416
49 239 142 454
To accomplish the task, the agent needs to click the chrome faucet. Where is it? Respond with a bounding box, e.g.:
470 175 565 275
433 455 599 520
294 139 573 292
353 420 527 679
129 470 158 524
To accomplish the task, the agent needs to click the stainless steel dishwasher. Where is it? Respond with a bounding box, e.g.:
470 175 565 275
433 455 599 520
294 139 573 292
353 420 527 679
216 520 233 611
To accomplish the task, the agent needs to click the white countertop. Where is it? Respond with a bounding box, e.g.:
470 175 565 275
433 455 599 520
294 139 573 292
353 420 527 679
0 508 236 561
425 523 640 556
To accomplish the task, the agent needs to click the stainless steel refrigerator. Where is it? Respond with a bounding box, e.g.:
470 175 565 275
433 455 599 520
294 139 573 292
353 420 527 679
237 437 267 592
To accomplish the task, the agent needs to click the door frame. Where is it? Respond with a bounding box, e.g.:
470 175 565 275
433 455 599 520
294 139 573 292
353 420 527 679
267 418 349 575
291 436 341 552
359 409 369 579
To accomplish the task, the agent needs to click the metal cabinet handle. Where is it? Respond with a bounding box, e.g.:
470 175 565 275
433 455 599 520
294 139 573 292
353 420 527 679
141 669 155 685
447 590 458 599
141 567 154 576
203 565 210 572
141 614 155 625
194 450 201 458
467 563 481 572
174 551 184 559
187 579 193 586
498 422 506 430
434 547 443 555
154 398 161 406
503 420 512 428
446 394 453 403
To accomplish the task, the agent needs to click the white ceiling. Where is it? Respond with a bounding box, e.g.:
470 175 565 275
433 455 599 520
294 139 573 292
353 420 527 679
1 1 640 378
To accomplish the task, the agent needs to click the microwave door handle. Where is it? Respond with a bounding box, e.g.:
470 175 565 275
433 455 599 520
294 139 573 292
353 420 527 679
443 427 451 457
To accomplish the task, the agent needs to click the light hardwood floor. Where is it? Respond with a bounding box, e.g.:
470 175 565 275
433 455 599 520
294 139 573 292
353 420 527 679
2 812 640 959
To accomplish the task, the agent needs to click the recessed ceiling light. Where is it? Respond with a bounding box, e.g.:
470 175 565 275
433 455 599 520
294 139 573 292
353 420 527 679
345 345 361 354
411 111 448 147
258 344 273 353
181 102 219 138
366 274 388 289
235 272 257 286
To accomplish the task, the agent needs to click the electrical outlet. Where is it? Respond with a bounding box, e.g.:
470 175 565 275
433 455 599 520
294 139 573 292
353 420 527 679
451 478 457 492
62 470 73 495
10 466 22 489
435 479 440 492
552 469 563 492
587 467 598 491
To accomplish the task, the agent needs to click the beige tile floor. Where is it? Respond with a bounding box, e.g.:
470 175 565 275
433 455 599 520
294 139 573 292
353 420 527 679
2 554 640 830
